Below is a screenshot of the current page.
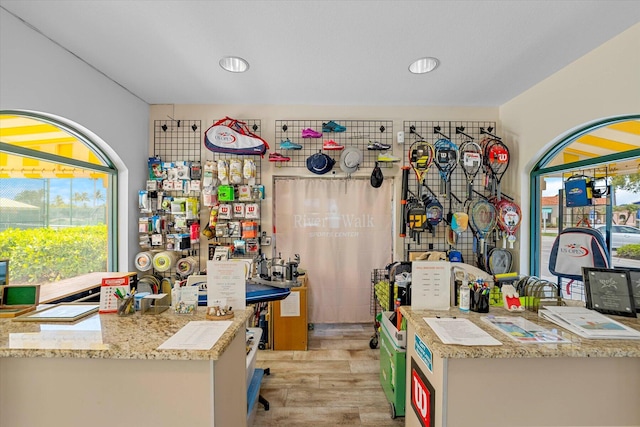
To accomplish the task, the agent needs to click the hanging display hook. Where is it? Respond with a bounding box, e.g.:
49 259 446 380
409 125 424 141
434 126 450 140
455 126 474 140
480 127 501 140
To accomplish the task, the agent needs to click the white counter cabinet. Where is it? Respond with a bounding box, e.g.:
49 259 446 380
401 307 640 427
0 307 253 427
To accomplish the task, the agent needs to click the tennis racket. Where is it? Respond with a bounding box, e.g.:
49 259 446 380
496 199 522 248
425 196 444 235
434 138 458 197
480 137 497 191
469 199 497 255
486 140 510 200
487 247 513 275
458 140 482 201
409 141 435 186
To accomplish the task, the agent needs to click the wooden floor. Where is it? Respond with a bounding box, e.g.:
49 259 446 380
253 323 405 427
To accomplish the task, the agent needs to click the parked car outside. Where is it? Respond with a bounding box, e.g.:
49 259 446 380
595 225 640 249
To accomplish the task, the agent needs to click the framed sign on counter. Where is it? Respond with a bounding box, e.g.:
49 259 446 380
582 268 636 317
621 267 640 313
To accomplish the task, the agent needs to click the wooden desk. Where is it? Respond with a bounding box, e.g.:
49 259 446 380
38 272 137 304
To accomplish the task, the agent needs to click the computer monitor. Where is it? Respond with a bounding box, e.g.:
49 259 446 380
0 259 8 286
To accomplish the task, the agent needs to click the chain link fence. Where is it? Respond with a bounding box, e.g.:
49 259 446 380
0 178 106 231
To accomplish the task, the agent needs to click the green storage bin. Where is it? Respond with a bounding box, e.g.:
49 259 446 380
379 316 406 418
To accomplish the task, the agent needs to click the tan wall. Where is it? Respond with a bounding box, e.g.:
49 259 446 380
500 22 640 273
149 104 498 264
149 23 640 273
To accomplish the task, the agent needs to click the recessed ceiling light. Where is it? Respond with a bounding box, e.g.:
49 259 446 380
219 56 249 73
409 57 439 74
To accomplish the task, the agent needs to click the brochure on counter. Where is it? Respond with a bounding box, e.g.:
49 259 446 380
424 317 502 346
538 306 640 340
482 316 570 344
157 320 233 350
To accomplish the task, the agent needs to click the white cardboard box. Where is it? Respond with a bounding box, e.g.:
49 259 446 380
381 311 406 348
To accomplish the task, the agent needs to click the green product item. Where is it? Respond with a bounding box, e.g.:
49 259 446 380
218 185 235 201
490 286 503 306
379 320 406 418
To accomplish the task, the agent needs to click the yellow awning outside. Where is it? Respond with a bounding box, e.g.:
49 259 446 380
0 114 105 171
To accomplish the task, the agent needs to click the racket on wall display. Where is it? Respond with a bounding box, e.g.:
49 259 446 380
496 199 522 248
487 247 513 275
424 196 444 236
480 137 497 189
469 199 497 255
434 138 458 197
458 140 483 201
486 140 510 200
409 141 435 186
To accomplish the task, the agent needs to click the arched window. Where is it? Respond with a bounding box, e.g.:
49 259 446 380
530 114 640 281
0 110 118 285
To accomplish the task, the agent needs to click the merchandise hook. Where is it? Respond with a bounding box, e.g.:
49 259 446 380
455 126 474 140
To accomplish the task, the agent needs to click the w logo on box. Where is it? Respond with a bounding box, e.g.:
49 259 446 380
411 358 435 427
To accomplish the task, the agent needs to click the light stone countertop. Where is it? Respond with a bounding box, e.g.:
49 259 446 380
400 306 640 359
0 306 253 360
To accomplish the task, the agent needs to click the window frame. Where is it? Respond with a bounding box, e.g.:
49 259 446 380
0 110 119 271
529 114 640 276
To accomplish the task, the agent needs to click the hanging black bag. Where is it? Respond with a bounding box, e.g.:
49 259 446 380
371 162 383 188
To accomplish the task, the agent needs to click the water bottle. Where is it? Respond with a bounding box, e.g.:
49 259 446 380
459 277 470 313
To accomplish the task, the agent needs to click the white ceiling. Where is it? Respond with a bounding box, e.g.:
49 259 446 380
1 0 639 107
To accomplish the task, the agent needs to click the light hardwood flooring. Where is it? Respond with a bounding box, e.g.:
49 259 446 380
253 323 406 427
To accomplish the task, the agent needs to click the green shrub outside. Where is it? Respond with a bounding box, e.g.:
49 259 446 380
616 244 640 260
0 225 107 284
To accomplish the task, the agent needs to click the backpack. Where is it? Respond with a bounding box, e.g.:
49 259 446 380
549 224 610 281
204 117 269 155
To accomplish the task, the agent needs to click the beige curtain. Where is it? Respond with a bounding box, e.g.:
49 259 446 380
274 177 393 323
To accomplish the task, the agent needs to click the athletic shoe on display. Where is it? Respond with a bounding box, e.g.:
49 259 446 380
269 152 291 162
323 140 345 151
322 120 347 132
301 128 322 138
279 138 303 150
377 153 401 162
367 141 391 150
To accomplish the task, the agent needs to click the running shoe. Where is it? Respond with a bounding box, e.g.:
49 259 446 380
367 141 391 150
322 120 347 132
323 140 345 151
301 128 322 138
279 138 303 150
377 153 401 162
269 152 291 162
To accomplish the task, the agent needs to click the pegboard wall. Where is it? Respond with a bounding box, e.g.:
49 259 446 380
273 120 395 169
201 119 264 259
153 119 202 161
401 120 509 267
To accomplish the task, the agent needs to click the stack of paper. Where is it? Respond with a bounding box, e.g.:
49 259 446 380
539 306 640 340
424 317 502 346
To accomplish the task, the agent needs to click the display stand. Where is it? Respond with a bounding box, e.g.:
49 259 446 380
246 327 270 425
